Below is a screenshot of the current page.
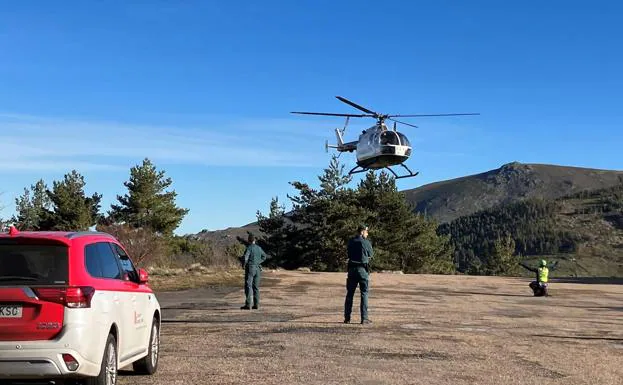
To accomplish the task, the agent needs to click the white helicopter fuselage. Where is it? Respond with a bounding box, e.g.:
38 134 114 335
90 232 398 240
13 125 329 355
352 124 412 169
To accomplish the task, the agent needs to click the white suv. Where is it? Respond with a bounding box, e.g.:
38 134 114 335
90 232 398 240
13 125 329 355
0 227 161 385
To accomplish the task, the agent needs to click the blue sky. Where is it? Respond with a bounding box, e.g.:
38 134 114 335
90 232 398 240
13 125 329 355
1 1 622 234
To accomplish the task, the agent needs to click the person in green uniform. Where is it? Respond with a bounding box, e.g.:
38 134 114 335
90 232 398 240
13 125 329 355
344 224 373 324
240 234 268 310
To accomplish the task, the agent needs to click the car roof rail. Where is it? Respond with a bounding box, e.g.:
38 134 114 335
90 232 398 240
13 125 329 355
65 231 117 240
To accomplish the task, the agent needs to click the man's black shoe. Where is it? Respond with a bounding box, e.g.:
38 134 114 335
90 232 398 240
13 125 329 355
241 305 251 310
344 318 350 324
252 306 259 310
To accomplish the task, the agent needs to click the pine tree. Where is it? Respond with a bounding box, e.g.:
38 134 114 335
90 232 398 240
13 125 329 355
13 179 51 230
318 155 353 198
286 155 365 271
485 235 519 275
356 171 454 274
256 197 297 268
109 158 189 236
40 170 102 231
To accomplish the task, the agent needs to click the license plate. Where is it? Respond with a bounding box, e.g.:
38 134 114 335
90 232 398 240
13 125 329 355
0 305 23 318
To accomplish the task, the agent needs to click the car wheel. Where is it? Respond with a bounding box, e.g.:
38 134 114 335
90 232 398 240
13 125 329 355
85 333 117 385
133 317 160 375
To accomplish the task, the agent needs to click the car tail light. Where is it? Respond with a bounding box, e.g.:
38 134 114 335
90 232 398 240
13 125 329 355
34 287 96 308
62 353 79 371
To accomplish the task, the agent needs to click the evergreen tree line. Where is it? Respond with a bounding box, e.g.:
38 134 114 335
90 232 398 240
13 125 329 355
252 156 455 274
437 199 579 274
5 158 225 268
10 159 188 234
438 182 623 275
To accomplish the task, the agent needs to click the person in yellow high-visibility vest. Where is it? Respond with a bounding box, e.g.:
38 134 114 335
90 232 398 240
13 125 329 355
520 259 550 296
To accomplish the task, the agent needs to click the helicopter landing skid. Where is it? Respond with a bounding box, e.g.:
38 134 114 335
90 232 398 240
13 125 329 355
385 163 419 179
348 163 419 179
348 165 369 175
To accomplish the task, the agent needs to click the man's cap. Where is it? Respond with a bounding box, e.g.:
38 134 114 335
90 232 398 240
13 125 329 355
540 259 547 267
357 224 369 232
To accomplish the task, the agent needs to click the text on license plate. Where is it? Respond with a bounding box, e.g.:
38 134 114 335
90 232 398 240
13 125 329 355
0 305 23 318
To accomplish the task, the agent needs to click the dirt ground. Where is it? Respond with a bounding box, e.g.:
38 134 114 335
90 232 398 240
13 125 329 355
120 271 623 385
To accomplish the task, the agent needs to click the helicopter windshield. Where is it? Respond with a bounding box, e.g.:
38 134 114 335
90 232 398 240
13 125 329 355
397 132 411 147
380 131 400 145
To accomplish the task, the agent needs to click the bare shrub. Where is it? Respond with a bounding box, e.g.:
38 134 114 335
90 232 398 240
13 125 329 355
97 223 168 267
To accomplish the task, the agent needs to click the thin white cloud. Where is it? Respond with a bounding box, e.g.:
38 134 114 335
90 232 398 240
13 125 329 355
0 112 474 174
0 113 329 171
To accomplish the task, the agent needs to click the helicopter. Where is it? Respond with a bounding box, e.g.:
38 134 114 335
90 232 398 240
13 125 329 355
291 96 480 179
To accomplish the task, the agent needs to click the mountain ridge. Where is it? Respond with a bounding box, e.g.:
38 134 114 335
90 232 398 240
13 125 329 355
403 161 623 223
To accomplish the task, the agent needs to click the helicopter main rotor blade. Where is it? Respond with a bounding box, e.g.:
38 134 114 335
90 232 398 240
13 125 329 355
290 111 372 117
388 118 418 128
335 96 378 116
389 113 481 117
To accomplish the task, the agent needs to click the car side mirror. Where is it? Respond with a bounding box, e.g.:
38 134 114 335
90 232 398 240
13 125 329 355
138 268 149 284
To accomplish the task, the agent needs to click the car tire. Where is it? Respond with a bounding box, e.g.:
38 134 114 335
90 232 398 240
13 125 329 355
132 317 160 375
85 333 117 385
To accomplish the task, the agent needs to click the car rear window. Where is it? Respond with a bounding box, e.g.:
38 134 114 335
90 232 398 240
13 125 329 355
0 240 69 285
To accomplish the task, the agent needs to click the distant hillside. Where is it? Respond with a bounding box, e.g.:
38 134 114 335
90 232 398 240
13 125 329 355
194 222 260 251
404 162 623 224
438 183 623 277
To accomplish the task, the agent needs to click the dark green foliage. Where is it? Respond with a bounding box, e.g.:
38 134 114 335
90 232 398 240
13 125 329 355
438 198 578 273
286 156 366 271
255 197 297 269
438 183 623 275
11 172 102 232
483 235 520 276
258 156 454 273
356 171 454 274
108 158 189 236
39 170 103 231
12 179 51 230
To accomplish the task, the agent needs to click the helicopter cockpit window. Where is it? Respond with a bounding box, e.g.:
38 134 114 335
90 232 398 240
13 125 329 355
397 133 411 147
369 133 378 146
380 131 400 146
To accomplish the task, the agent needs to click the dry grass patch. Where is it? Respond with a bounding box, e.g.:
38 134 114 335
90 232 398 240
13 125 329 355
147 264 243 291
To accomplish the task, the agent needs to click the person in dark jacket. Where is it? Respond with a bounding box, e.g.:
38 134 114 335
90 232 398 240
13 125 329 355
344 225 374 324
240 234 268 310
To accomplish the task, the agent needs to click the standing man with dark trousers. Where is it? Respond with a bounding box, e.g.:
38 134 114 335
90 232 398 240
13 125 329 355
241 234 268 310
344 225 373 324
